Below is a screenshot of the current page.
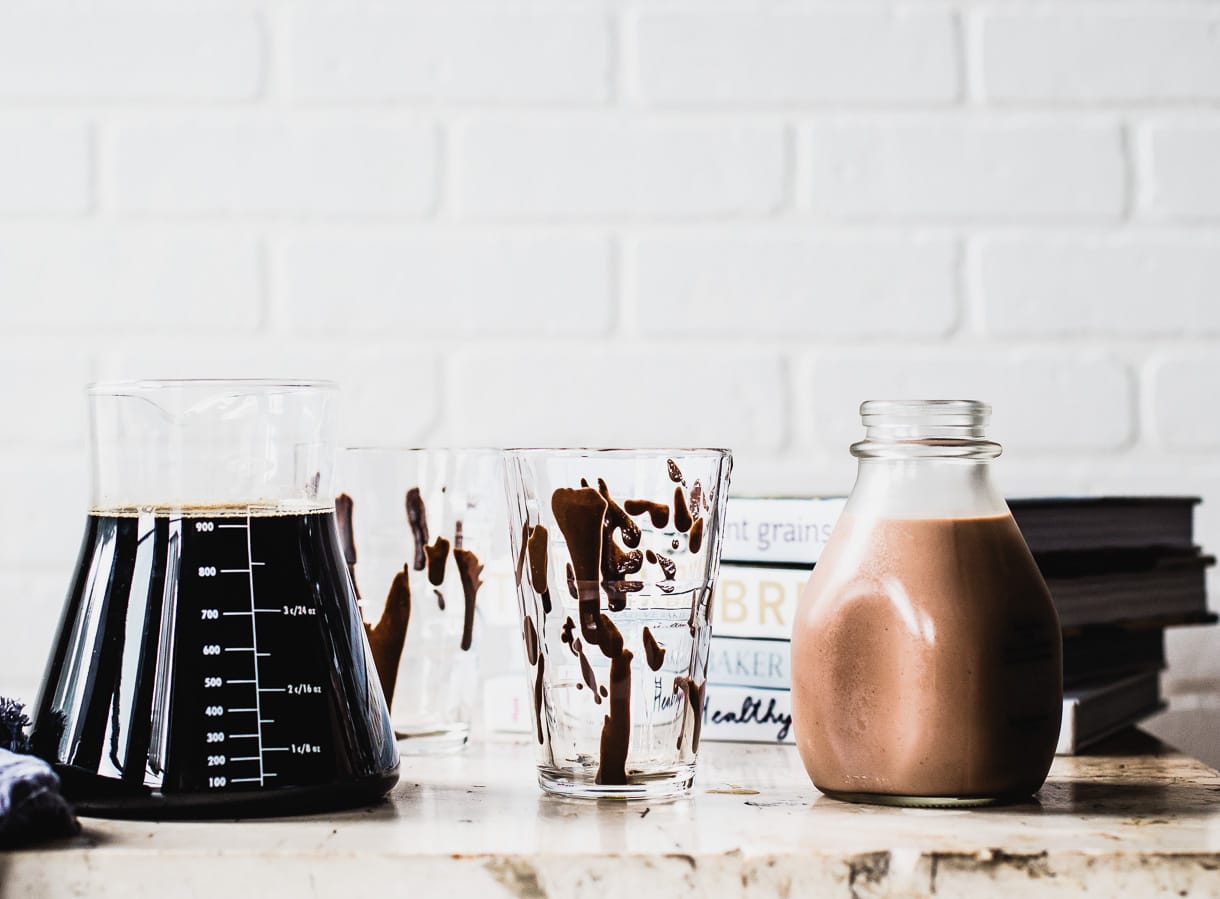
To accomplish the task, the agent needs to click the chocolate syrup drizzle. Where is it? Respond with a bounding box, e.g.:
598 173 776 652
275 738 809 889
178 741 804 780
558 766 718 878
642 627 666 671
673 487 693 534
527 525 552 615
424 536 450 587
624 499 670 529
673 676 706 752
454 548 482 652
405 488 428 571
688 518 705 554
364 567 411 706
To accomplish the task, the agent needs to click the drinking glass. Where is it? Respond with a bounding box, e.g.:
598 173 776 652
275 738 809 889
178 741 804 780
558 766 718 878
337 448 504 754
504 448 732 799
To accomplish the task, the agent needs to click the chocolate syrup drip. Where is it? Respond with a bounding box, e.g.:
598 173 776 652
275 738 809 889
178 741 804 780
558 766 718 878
688 518 705 554
578 646 602 704
645 549 657 565
523 616 540 666
673 487 693 533
454 519 463 549
551 487 608 648
599 686 608 698
565 563 578 600
598 479 641 548
671 538 680 550
689 481 702 517
515 522 529 587
435 589 445 610
364 568 411 707
657 554 677 580
454 548 482 652
405 488 428 571
666 459 686 485
334 493 361 599
673 676 706 752
597 647 633 785
533 654 546 745
527 524 552 615
623 499 670 529
424 536 450 587
596 480 643 613
642 627 666 671
561 616 577 653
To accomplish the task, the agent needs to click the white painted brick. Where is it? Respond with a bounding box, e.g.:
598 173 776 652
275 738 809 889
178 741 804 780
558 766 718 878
0 343 90 448
982 12 1220 103
807 120 1125 220
445 346 787 450
634 234 957 337
0 571 72 695
1144 123 1220 218
0 12 262 101
0 451 88 569
1151 354 1220 449
809 352 1133 454
455 120 786 218
276 234 612 336
94 339 441 448
287 11 609 103
978 235 1220 336
0 229 260 333
0 123 90 214
112 122 437 217
635 12 958 105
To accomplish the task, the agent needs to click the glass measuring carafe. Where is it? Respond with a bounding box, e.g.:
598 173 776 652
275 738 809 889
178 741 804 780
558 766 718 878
32 380 399 817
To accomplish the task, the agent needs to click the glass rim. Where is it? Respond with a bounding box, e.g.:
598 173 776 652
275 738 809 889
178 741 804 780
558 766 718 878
503 447 732 458
343 445 503 454
860 399 990 417
88 378 338 395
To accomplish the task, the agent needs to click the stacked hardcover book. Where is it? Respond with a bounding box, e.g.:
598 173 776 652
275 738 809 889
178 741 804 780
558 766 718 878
705 496 1216 753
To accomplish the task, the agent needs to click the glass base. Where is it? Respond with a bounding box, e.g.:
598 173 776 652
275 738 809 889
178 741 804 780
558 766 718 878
393 723 470 755
537 764 695 801
819 788 1026 809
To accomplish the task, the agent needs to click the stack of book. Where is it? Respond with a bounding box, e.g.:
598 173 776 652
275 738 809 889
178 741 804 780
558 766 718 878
705 496 1216 753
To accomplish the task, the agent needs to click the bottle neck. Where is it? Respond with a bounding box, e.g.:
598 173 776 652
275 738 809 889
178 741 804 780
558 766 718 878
847 456 1009 520
845 400 1009 520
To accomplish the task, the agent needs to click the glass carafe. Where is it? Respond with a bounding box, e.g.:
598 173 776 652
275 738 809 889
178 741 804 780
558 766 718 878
792 400 1062 807
33 380 399 817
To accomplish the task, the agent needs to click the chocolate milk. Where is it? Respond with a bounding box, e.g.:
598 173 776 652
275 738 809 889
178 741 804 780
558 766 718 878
791 513 1062 803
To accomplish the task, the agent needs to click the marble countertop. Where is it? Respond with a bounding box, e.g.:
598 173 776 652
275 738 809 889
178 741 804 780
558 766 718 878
3 730 1219 898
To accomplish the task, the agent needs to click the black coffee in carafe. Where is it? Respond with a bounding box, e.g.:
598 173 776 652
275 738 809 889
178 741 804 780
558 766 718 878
33 381 399 817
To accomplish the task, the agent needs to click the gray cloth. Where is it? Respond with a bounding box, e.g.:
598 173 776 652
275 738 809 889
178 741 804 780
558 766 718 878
0 748 79 847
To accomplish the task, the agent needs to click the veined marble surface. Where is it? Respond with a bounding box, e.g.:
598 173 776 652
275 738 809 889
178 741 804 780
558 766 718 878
3 731 1219 898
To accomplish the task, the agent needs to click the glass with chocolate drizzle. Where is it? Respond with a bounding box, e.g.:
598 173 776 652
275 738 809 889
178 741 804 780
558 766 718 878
337 448 505 754
505 448 733 800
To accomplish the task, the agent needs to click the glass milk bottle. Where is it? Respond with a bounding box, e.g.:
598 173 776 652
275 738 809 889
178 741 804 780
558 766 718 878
792 400 1062 807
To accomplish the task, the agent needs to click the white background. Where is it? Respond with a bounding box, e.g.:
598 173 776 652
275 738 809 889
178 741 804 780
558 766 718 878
0 0 1218 762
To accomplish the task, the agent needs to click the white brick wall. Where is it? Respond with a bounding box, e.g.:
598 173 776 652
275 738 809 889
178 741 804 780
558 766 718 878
1 0 1219 762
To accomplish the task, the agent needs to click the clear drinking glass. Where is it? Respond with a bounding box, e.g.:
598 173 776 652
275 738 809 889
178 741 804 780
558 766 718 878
504 448 733 800
336 448 505 754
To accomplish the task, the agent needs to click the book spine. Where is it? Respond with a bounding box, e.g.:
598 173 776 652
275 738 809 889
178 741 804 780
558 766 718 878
721 497 846 565
702 685 795 745
708 635 791 690
713 563 809 639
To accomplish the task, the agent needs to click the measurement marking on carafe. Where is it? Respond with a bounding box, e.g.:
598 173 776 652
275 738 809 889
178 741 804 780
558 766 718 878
229 707 257 713
222 611 252 617
227 679 254 685
244 510 268 787
258 687 286 693
221 568 250 574
224 647 254 653
216 523 247 529
231 733 259 739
